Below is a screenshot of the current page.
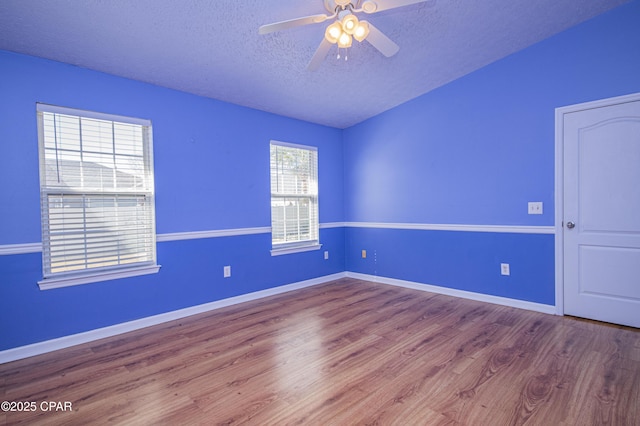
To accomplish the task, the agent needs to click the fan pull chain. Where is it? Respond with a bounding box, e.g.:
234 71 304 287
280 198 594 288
336 47 349 61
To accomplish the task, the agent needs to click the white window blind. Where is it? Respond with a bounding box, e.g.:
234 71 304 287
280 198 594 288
270 142 319 252
37 104 158 284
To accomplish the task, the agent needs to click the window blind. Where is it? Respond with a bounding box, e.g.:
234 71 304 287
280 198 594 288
270 142 319 248
37 104 157 279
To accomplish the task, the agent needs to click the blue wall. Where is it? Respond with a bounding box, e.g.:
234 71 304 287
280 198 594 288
0 230 345 349
0 52 345 241
346 228 555 304
1 1 639 352
0 51 345 351
343 1 640 304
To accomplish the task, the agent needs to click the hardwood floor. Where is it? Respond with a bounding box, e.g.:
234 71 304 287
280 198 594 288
1 278 639 425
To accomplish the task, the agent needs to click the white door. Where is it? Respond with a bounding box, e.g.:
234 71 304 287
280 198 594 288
561 94 640 328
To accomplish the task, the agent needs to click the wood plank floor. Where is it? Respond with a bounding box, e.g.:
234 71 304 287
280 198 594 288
1 278 639 425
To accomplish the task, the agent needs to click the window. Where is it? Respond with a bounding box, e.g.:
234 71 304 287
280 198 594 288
270 141 320 255
36 104 159 289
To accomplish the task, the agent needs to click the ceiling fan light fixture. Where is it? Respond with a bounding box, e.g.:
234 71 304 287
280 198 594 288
337 32 352 48
325 21 343 43
353 20 370 42
260 0 417 70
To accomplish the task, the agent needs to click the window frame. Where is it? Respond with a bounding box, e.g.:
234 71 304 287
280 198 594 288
36 103 160 290
269 141 321 256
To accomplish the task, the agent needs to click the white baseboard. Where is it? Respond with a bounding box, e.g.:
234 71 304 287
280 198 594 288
1 270 556 364
345 272 557 315
0 272 347 364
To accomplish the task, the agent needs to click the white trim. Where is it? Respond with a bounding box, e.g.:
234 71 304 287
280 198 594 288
36 103 151 126
38 265 161 290
0 242 42 255
1 272 347 364
271 243 322 256
157 227 271 242
556 92 640 113
346 222 555 234
319 222 346 229
0 222 554 256
0 226 273 255
346 272 556 315
553 91 640 317
270 139 318 152
555 104 566 316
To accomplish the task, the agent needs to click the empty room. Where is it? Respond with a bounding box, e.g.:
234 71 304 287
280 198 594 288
1 0 639 424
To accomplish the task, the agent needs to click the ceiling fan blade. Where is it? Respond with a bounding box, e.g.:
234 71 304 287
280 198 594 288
360 0 427 14
259 14 330 35
307 39 333 71
365 23 399 57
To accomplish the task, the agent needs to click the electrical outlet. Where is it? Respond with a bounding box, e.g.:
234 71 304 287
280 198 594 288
362 249 367 259
501 263 510 276
223 265 231 278
528 202 543 215
324 251 329 260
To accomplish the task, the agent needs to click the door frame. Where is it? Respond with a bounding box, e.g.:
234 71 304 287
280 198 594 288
554 91 640 316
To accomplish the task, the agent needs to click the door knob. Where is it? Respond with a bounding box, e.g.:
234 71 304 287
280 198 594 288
566 221 575 229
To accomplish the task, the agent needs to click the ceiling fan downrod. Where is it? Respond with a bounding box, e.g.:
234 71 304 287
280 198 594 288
326 0 353 13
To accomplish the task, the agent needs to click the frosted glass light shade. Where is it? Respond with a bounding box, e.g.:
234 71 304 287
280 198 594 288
324 21 342 44
337 32 352 48
353 21 370 42
341 14 359 35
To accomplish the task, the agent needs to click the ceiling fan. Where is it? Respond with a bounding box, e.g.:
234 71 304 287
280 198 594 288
259 0 427 71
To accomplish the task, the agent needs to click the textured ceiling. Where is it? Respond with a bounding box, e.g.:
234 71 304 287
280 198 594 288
0 0 629 128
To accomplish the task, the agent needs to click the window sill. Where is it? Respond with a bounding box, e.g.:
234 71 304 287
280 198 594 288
271 243 322 256
38 264 161 290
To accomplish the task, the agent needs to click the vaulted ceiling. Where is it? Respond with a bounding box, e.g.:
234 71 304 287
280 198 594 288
0 0 628 128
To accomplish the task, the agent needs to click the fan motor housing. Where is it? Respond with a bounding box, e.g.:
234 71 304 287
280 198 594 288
325 0 353 13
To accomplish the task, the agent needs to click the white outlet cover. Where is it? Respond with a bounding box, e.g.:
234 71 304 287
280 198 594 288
324 251 329 260
501 263 510 276
528 201 543 215
223 265 231 278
